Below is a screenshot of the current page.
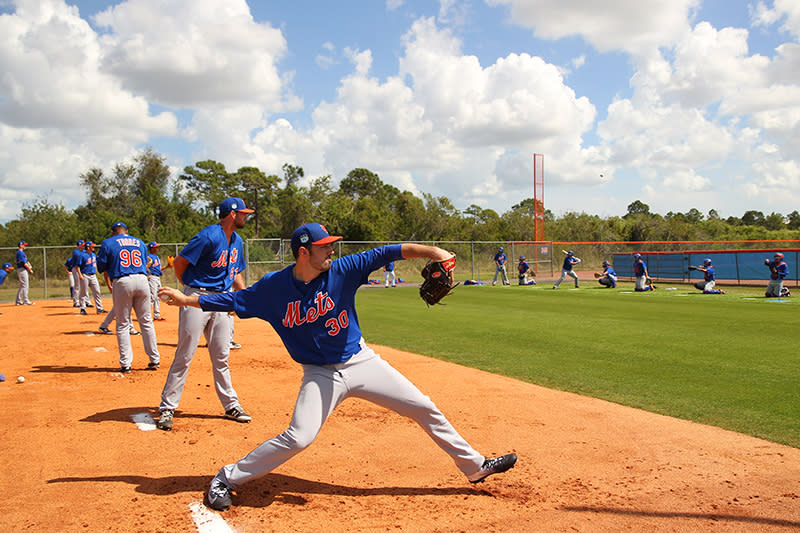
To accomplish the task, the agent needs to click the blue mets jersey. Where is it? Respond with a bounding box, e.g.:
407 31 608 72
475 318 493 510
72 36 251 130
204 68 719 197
147 253 163 276
179 224 246 291
518 260 530 274
633 259 647 277
0 270 7 286
494 252 507 265
16 249 28 268
562 256 578 271
199 244 403 365
704 266 716 282
97 234 149 280
81 251 98 275
70 248 85 271
768 260 788 280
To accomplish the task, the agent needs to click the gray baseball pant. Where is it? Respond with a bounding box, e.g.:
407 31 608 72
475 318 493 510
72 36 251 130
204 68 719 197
158 286 241 412
216 341 485 489
85 273 104 311
16 268 31 304
112 274 159 369
148 274 162 318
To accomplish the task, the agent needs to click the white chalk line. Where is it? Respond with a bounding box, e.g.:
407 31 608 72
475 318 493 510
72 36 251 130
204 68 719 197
189 501 235 533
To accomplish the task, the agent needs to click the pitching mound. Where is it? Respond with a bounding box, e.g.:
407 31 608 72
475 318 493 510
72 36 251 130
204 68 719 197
0 298 798 531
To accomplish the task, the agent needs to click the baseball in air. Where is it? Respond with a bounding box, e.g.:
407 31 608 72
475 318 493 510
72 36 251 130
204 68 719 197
17 376 25 383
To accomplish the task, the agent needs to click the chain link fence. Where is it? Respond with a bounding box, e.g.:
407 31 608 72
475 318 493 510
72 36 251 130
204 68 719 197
3 239 797 301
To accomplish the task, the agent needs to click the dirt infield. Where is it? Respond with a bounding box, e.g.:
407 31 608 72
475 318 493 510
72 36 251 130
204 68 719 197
1 297 799 532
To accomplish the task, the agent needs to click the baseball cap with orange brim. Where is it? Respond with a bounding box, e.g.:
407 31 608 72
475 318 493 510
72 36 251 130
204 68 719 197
291 223 343 254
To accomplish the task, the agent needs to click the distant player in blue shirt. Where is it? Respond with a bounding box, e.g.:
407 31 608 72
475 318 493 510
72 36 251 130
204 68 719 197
146 241 169 321
69 240 86 308
97 221 160 373
159 222 517 511
553 250 581 289
383 260 396 287
80 241 107 313
15 240 34 305
633 253 655 291
597 260 617 288
517 256 535 285
156 197 253 431
693 258 724 294
492 247 510 286
764 252 789 297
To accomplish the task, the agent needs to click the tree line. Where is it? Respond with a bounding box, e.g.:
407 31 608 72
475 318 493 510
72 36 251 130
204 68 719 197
2 148 799 247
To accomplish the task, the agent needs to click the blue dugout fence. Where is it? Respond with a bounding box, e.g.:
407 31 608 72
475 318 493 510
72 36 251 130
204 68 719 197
612 249 800 285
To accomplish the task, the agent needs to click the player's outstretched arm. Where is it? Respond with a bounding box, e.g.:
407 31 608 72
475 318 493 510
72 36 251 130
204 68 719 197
400 243 453 262
158 286 200 308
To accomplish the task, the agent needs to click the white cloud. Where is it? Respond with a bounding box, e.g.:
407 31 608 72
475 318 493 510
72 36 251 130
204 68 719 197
93 0 297 110
486 0 699 55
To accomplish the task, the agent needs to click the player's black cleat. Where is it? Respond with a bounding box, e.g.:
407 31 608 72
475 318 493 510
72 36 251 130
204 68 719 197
468 453 517 483
156 409 173 431
207 477 233 511
224 406 252 423
146 362 159 371
120 366 131 374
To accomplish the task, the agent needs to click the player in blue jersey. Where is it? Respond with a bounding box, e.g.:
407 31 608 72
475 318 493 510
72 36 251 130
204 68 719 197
155 197 253 431
633 253 655 291
517 256 535 285
492 247 510 285
597 260 617 288
553 250 580 289
69 240 85 307
146 241 169 321
81 241 108 313
0 262 14 286
764 252 789 297
692 258 724 294
96 221 160 373
159 222 517 511
15 240 34 305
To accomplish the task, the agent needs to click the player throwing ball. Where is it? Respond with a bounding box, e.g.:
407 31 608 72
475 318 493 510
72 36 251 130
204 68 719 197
159 222 517 511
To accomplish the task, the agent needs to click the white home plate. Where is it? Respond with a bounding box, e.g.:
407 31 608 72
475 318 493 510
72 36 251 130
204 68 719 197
130 412 157 431
189 501 235 532
93 347 108 352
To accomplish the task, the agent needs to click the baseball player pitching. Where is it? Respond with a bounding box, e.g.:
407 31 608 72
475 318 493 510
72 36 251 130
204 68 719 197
159 222 517 511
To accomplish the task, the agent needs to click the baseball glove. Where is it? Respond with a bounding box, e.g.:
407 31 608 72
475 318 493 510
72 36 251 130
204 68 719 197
646 277 654 286
167 255 175 268
419 255 458 306
594 272 602 278
688 266 699 271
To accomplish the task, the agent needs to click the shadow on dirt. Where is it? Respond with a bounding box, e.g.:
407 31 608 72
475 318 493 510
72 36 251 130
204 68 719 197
46 472 487 502
563 506 800 529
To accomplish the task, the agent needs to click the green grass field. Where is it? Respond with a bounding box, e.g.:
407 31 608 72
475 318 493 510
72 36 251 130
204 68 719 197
356 281 800 448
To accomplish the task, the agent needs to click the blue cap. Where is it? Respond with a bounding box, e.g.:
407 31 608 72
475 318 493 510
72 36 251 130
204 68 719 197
633 253 641 258
499 247 504 252
519 256 525 260
2 262 12 269
219 197 254 217
85 241 94 247
18 240 28 246
602 260 610 266
567 250 574 255
291 223 342 254
148 241 159 248
111 221 127 231
77 240 85 246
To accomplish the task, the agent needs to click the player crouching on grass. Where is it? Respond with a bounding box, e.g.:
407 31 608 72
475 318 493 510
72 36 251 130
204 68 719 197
159 222 517 512
691 258 724 294
596 260 617 288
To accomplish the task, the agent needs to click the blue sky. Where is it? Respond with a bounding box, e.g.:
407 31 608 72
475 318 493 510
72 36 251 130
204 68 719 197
1 0 800 226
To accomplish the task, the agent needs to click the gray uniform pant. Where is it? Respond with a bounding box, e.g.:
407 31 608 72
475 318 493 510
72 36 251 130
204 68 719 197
72 269 82 306
493 265 509 284
85 274 104 311
112 274 159 369
16 268 31 304
554 269 578 288
148 275 162 318
159 286 240 412
216 341 485 489
766 279 784 297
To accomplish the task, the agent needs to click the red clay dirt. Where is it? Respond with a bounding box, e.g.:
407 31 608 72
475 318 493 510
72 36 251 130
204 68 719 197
0 296 798 532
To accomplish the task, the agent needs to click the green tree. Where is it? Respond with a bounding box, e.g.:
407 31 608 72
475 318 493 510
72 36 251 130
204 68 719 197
180 160 232 214
624 200 651 218
741 210 765 226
